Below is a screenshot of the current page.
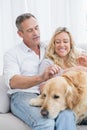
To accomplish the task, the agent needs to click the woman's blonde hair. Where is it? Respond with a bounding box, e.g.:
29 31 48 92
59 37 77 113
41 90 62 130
45 27 80 68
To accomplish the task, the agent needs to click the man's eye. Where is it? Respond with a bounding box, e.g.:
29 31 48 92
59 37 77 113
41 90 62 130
35 26 39 30
53 95 60 99
27 29 32 32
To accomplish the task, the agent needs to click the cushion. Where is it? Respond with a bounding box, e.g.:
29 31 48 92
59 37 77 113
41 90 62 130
0 75 10 113
0 113 31 130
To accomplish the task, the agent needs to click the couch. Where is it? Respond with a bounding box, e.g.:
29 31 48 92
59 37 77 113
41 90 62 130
0 75 31 130
0 44 87 130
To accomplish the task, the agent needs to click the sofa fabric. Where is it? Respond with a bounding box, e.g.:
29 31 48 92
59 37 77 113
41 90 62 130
0 113 31 130
0 76 10 113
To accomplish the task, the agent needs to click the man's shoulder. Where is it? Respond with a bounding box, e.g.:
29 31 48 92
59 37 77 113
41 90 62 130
4 44 21 56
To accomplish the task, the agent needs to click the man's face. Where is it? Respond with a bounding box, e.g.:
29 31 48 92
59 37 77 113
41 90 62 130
18 17 40 48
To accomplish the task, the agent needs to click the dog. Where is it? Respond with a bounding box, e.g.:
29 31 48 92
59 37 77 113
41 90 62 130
29 70 87 123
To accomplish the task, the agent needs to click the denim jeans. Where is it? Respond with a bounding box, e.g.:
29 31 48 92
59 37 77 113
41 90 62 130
11 92 77 130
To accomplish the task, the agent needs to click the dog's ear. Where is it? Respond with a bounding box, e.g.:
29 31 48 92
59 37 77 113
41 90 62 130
62 70 85 88
62 71 84 109
62 70 85 98
65 85 80 109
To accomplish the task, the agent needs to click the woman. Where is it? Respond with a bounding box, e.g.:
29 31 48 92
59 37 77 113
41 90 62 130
39 27 87 74
39 27 87 129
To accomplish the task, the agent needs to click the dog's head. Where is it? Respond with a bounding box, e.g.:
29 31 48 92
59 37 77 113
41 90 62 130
40 76 72 118
40 70 86 119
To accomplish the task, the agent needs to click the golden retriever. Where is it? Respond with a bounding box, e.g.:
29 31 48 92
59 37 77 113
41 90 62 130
29 70 87 123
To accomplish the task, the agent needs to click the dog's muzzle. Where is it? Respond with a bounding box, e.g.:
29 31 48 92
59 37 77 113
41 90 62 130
41 109 49 118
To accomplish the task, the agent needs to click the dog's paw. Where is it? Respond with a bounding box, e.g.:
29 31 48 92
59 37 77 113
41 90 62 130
29 98 36 106
29 98 40 106
29 96 43 107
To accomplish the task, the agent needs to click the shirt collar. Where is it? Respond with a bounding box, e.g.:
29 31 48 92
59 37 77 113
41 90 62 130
20 41 46 53
20 41 32 52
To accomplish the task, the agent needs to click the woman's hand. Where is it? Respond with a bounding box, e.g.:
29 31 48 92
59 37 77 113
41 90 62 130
77 55 87 67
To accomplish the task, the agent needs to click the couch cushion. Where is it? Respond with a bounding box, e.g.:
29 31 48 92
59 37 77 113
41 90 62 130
0 113 31 130
77 125 87 130
0 75 10 113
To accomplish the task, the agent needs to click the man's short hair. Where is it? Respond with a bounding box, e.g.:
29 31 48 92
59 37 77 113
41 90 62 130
16 13 36 31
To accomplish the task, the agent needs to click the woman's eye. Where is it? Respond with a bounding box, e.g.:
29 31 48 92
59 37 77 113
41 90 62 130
55 41 60 44
64 41 68 43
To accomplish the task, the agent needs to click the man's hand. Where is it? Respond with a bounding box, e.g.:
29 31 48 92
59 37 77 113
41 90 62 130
40 65 61 81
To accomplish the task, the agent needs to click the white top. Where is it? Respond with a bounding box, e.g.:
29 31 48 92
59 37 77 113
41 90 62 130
3 42 46 94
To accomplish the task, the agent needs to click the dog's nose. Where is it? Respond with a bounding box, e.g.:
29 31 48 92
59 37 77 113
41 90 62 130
41 109 49 117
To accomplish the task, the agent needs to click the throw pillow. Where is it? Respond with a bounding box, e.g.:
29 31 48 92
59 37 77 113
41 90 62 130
0 75 10 113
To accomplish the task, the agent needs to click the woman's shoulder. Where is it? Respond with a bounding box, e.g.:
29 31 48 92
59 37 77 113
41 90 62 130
42 58 54 65
75 46 87 54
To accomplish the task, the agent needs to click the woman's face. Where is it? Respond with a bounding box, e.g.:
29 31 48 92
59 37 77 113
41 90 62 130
54 32 71 59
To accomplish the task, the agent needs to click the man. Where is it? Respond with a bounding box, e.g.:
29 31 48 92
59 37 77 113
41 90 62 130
3 13 77 130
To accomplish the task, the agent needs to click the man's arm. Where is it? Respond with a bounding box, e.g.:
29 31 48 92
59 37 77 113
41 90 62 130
10 65 60 89
10 75 44 89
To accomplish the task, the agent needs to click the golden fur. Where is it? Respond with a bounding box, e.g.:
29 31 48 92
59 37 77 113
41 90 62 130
29 70 87 123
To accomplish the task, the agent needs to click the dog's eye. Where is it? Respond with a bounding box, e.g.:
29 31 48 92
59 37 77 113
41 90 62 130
42 94 46 99
53 95 60 99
